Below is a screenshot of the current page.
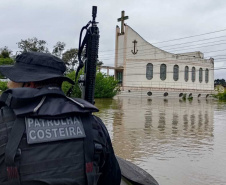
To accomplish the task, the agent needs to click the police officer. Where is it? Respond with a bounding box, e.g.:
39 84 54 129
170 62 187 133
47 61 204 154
0 52 121 185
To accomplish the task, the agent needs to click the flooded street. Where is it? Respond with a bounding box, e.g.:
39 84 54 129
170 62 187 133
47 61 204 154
94 97 226 185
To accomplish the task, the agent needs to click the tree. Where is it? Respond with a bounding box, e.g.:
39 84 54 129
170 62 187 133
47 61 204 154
52 41 66 58
62 48 79 72
62 71 119 98
95 72 119 98
97 60 103 67
17 37 49 53
214 79 226 86
0 47 14 78
0 47 12 58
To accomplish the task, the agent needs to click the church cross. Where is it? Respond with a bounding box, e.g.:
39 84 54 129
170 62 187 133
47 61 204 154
117 11 129 34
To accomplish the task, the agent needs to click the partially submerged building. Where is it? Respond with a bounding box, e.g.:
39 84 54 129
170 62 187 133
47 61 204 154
114 14 214 98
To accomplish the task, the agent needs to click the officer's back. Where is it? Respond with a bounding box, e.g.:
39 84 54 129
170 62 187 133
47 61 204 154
0 52 121 185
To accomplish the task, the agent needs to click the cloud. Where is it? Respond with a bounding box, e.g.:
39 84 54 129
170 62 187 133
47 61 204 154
0 0 226 78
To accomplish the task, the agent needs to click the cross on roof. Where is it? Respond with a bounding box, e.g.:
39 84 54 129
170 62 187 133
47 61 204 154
117 11 129 34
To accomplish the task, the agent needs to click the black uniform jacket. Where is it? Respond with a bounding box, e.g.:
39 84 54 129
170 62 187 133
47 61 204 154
0 86 121 185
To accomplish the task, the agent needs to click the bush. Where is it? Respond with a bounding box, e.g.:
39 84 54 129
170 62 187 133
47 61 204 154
0 58 14 79
0 81 8 92
95 72 119 98
0 58 14 65
217 92 226 101
62 71 81 98
62 71 119 98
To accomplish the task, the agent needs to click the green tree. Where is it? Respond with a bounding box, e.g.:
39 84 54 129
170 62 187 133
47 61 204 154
0 81 8 91
214 79 226 86
52 41 66 58
97 60 103 67
62 48 79 72
94 72 119 98
0 47 12 58
17 37 49 53
0 47 14 78
62 71 119 98
62 70 82 98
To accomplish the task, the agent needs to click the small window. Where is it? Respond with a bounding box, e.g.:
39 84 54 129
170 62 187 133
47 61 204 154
160 64 167 81
146 63 153 80
173 65 179 81
192 67 196 82
205 69 209 83
164 92 168 97
147 91 152 96
184 66 189 82
117 71 123 83
199 68 203 83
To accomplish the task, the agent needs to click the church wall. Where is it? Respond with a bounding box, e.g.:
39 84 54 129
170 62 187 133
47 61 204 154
124 60 213 90
121 25 214 92
116 35 125 67
126 26 174 61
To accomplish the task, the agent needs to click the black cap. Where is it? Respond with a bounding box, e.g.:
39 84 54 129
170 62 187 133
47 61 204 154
0 52 74 84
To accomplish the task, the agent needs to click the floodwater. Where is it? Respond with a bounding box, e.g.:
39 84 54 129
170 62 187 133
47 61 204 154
94 97 226 185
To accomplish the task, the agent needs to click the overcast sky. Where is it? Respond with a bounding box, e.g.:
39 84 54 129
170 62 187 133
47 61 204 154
1 0 226 79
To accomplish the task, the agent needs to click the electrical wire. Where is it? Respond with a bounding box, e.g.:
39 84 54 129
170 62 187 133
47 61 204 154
99 30 226 53
100 50 226 63
99 42 226 60
99 35 226 56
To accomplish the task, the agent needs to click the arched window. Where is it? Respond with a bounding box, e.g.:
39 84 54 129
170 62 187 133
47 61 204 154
146 63 153 80
173 65 179 81
184 66 189 82
192 67 196 82
160 64 167 81
205 69 209 83
199 68 203 83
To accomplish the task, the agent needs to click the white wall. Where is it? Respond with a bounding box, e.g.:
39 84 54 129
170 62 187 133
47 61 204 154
118 25 214 91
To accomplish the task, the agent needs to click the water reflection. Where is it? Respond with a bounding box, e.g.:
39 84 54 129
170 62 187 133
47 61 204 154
94 97 226 185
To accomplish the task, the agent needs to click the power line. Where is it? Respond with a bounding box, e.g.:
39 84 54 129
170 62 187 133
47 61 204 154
99 42 226 60
99 37 226 57
99 49 226 63
151 29 226 44
100 35 226 53
100 54 226 67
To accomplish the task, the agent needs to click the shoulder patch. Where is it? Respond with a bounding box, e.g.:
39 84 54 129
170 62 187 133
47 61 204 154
25 116 86 144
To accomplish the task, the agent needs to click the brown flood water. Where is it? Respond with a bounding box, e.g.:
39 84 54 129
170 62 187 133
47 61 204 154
94 97 226 185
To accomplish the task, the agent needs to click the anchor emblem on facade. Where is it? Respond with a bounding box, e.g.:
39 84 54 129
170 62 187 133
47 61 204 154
131 40 138 55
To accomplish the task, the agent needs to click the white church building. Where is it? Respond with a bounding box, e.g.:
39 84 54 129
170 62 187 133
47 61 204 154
114 12 214 98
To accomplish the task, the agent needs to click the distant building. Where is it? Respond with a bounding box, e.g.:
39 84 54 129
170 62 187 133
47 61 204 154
114 13 214 98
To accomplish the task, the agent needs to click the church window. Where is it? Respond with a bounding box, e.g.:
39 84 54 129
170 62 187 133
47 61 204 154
184 66 189 82
160 64 167 81
173 65 179 81
117 71 123 83
192 67 196 82
205 69 209 83
199 68 203 83
146 63 153 80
